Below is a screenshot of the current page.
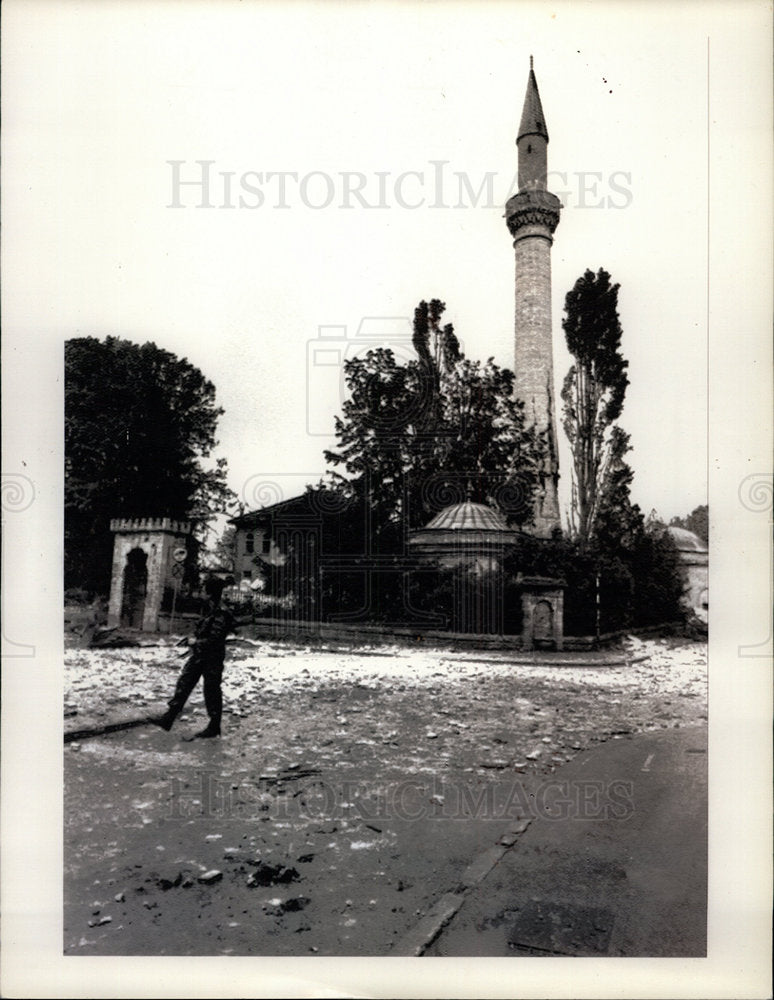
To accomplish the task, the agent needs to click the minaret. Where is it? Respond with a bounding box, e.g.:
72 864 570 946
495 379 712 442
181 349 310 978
506 57 562 537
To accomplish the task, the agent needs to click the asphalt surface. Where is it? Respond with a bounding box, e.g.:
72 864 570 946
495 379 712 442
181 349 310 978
63 637 708 956
424 727 708 957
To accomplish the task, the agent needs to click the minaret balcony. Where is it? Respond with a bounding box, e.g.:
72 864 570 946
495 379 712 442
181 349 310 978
505 189 562 239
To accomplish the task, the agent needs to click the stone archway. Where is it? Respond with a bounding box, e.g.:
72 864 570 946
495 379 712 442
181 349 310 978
532 599 554 648
519 577 565 652
121 547 148 628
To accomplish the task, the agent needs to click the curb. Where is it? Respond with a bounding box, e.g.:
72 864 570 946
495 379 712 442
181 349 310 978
391 818 532 956
440 653 651 669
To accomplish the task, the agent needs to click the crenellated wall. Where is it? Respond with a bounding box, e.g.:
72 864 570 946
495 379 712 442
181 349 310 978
107 518 192 631
109 517 191 535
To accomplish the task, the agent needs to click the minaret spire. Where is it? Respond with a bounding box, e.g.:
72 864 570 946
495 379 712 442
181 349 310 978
505 60 562 537
517 62 550 188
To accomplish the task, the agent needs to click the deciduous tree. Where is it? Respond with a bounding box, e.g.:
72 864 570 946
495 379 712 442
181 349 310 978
669 504 708 545
65 336 234 594
324 299 544 551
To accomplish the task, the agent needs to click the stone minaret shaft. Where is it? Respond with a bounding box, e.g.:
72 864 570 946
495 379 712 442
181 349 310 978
506 59 562 537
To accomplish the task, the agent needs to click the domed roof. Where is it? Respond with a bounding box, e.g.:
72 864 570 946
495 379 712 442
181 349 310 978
666 526 708 552
423 502 511 532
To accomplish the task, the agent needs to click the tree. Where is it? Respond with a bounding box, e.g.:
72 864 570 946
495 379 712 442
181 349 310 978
65 336 234 595
550 270 687 632
210 525 237 572
670 504 708 545
631 521 687 626
561 269 630 544
324 299 545 551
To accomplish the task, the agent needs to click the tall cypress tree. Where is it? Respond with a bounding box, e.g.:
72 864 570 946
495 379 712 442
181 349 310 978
561 268 630 544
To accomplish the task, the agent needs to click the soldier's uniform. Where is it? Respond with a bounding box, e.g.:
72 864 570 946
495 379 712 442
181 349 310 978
149 579 236 738
165 604 236 735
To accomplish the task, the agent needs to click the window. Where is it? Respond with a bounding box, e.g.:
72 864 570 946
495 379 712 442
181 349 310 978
245 532 254 554
262 534 271 555
243 570 252 580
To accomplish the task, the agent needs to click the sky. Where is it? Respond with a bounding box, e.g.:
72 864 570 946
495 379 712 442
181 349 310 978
3 1 770 536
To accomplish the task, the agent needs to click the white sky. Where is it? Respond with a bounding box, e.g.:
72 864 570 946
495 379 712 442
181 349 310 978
6 0 761 529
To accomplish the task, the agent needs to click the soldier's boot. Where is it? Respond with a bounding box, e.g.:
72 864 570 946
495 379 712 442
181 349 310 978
147 710 176 731
191 715 221 739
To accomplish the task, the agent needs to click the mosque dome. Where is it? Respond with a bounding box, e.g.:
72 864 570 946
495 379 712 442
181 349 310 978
666 526 708 553
423 501 512 533
409 502 520 572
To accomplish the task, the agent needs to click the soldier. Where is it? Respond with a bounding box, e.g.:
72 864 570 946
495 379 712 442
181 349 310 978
148 576 236 739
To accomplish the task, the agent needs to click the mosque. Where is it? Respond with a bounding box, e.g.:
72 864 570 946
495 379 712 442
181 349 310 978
228 61 568 646
107 63 704 640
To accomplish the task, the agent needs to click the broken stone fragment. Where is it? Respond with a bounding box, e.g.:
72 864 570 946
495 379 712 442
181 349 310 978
283 896 310 912
198 870 223 885
246 860 300 886
87 915 112 927
157 872 182 891
525 749 542 760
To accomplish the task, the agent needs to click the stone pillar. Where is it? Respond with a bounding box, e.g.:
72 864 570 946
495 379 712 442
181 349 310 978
107 517 191 632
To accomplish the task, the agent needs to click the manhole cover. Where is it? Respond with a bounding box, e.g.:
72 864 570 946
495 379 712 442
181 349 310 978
506 900 614 956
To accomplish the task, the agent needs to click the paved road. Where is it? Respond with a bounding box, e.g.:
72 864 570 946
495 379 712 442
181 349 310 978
426 727 707 957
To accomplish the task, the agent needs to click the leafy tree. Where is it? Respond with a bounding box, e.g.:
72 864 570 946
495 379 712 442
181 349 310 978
631 521 687 626
211 525 237 571
561 269 630 544
670 504 708 545
324 299 545 552
65 336 234 595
